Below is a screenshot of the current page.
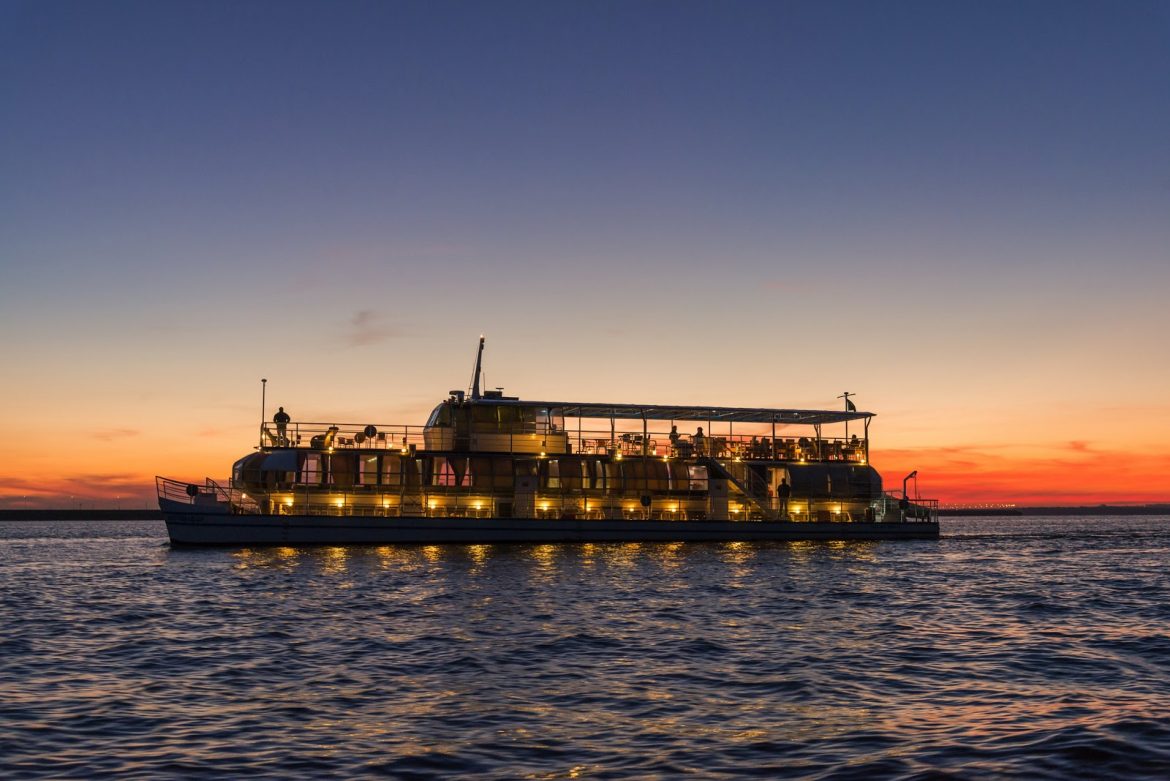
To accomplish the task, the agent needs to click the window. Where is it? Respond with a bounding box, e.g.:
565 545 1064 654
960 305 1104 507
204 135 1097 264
359 456 379 486
300 453 323 485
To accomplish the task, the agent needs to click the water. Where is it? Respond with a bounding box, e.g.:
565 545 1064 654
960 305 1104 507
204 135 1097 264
2 517 1169 779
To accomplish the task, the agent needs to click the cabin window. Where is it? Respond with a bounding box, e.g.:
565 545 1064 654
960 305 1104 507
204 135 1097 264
688 465 709 491
426 404 453 427
358 456 379 486
540 459 561 489
560 458 585 490
601 461 621 493
536 407 566 434
299 453 323 485
380 455 400 487
433 458 457 487
471 405 500 433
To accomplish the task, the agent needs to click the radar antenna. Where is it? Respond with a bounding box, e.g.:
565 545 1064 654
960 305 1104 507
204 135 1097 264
470 335 485 400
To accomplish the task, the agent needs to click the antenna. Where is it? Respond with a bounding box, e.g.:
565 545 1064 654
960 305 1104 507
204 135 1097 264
259 378 267 449
470 335 485 400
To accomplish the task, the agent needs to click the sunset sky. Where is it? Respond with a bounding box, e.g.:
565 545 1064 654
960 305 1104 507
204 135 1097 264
2 0 1168 508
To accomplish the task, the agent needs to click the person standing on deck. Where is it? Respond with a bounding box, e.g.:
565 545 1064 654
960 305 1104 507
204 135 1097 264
273 407 291 445
693 426 706 456
777 478 791 518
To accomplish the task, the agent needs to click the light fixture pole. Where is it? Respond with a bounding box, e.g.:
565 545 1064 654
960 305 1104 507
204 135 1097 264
902 470 918 499
260 378 267 449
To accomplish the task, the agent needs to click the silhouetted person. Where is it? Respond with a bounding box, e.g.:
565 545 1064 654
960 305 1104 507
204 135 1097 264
777 478 791 518
274 406 290 445
693 426 706 456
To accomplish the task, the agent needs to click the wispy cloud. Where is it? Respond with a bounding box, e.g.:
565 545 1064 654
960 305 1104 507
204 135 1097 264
341 310 404 348
91 428 140 441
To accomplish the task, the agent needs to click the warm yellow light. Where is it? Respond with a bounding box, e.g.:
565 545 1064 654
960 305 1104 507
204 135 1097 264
428 500 436 509
615 453 623 461
473 501 482 510
539 451 546 458
284 498 293 506
539 502 550 511
334 498 344 506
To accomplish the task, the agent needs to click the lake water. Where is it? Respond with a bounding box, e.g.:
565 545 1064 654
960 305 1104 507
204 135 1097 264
2 517 1169 779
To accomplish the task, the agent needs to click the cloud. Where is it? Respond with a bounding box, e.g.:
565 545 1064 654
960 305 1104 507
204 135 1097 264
341 310 404 348
91 428 140 441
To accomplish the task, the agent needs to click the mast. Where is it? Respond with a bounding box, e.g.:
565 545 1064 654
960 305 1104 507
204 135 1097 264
471 335 485 400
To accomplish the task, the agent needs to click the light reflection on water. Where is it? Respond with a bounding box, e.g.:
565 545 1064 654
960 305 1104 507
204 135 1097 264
1 516 1169 779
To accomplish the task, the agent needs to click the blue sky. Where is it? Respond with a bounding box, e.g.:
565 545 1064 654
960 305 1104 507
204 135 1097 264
2 0 1168 504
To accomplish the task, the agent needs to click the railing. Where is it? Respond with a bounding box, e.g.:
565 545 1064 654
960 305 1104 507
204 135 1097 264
156 476 260 514
261 422 429 450
260 421 869 463
879 492 939 523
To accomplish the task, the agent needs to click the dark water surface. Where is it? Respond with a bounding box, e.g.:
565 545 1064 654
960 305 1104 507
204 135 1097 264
2 517 1169 779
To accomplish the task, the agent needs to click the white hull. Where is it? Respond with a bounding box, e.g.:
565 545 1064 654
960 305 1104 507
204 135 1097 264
163 509 939 546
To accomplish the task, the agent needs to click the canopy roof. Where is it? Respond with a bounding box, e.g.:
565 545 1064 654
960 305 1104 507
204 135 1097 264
469 397 872 426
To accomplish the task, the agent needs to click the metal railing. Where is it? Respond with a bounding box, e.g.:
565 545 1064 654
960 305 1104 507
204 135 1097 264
260 421 869 463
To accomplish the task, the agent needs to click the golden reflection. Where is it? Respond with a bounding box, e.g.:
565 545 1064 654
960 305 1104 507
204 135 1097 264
658 541 684 570
322 545 349 576
421 544 441 562
231 548 254 570
531 544 556 568
467 544 488 564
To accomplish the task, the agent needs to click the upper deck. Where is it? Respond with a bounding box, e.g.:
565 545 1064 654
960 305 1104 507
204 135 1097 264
260 396 874 464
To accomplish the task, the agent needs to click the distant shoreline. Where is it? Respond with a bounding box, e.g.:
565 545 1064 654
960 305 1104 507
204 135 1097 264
0 509 164 521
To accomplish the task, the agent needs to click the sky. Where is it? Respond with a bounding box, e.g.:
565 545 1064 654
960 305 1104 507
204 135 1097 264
2 0 1168 508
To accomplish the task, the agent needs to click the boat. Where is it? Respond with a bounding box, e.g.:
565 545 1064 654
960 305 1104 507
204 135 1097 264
157 339 938 545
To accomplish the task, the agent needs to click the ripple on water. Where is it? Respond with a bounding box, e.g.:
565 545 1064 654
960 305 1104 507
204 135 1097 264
2 518 1170 779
